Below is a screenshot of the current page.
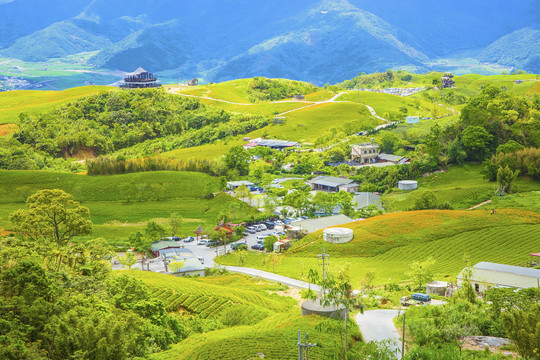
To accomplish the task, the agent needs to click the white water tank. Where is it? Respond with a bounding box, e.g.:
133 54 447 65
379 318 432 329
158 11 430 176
323 227 354 244
398 180 418 190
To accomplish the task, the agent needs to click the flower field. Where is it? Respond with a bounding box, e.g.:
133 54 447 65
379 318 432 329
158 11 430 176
289 209 540 258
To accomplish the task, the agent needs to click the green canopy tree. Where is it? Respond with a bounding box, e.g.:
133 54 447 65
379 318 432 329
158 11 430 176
9 189 92 245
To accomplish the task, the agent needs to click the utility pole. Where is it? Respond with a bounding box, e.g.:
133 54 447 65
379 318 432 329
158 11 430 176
298 330 316 360
318 248 330 281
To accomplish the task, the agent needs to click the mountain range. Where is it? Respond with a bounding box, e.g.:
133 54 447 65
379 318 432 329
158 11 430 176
1 0 539 83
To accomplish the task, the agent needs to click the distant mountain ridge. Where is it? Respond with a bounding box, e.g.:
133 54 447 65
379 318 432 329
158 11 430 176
0 0 538 82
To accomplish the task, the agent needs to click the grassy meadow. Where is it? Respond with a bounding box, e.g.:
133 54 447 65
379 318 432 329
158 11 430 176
336 90 454 117
0 170 257 245
246 102 381 143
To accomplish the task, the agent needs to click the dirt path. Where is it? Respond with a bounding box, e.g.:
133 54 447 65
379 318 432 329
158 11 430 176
467 199 492 210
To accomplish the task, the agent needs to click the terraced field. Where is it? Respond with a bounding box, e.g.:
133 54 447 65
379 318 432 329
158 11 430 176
0 170 257 245
126 272 351 360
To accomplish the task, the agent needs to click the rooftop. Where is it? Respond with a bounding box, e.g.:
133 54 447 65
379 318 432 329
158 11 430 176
378 153 405 162
473 262 540 278
307 176 356 187
290 214 354 233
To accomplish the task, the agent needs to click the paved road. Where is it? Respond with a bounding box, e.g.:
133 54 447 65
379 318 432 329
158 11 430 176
225 266 322 292
356 309 403 359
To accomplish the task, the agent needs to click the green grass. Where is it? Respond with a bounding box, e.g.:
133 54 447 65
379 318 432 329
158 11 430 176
382 164 540 211
160 138 245 161
198 98 308 115
0 170 258 245
336 90 453 117
246 102 381 143
217 209 540 287
0 86 115 125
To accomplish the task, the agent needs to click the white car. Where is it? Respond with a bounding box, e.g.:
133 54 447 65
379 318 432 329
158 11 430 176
197 239 208 245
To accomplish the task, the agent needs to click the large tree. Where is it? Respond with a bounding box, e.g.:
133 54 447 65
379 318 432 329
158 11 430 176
9 189 92 245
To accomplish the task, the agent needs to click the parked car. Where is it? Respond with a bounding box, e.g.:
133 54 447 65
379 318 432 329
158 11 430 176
251 244 265 250
263 222 274 230
274 220 283 226
231 242 248 251
247 227 257 234
257 239 265 245
274 231 285 237
206 240 219 247
256 224 267 231
197 239 208 245
243 231 249 236
183 236 195 243
300 216 309 220
256 235 270 241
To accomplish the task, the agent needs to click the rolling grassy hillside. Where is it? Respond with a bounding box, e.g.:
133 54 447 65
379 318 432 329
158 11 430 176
0 170 257 245
382 164 540 211
127 271 351 360
336 90 453 117
0 85 114 126
246 102 381 143
217 209 540 286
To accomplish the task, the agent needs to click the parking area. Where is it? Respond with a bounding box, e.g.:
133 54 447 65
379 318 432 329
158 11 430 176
177 229 279 267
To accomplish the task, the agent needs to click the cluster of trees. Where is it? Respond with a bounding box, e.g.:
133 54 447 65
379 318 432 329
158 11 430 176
0 137 84 172
484 146 540 181
422 87 540 169
339 70 423 89
405 287 540 359
1 189 185 359
13 88 270 159
246 77 318 102
87 156 223 176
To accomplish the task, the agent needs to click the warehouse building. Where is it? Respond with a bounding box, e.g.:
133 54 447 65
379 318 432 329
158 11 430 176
457 262 540 294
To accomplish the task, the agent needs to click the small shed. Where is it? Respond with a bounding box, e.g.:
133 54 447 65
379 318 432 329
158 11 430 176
398 180 418 190
226 180 254 191
273 239 291 252
406 116 419 124
150 240 181 257
426 281 449 296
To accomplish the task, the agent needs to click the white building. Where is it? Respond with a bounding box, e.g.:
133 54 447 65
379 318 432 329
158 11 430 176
457 262 540 294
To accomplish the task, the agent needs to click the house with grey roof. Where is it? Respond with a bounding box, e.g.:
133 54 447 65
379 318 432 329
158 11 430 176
226 180 254 191
160 248 205 277
287 214 354 234
306 176 358 193
457 262 540 294
353 192 383 210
